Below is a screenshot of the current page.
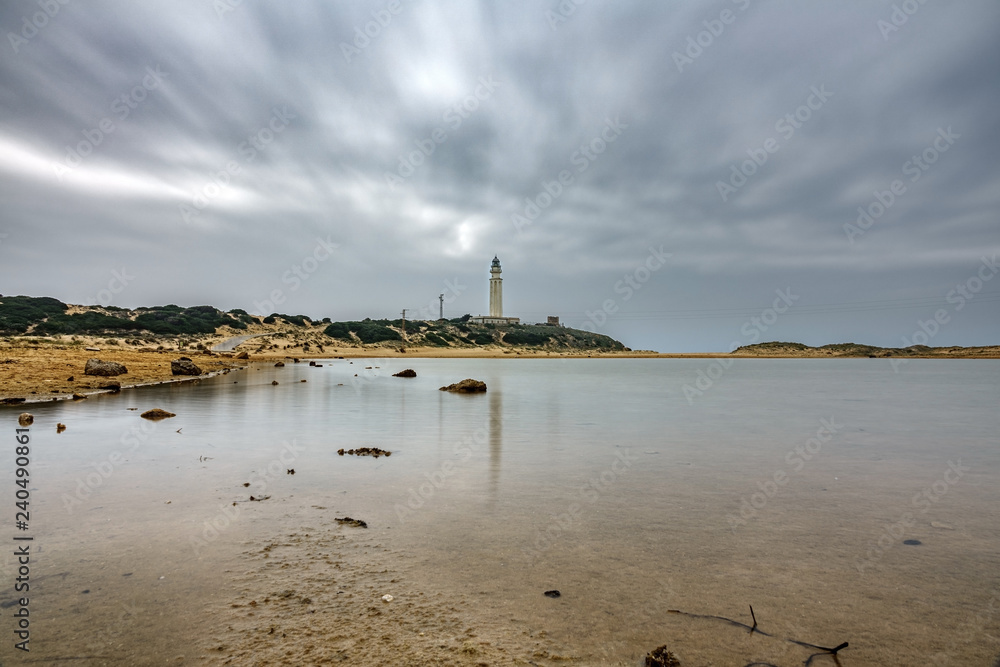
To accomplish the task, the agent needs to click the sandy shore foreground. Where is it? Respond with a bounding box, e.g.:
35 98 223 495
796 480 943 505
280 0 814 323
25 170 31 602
0 345 244 403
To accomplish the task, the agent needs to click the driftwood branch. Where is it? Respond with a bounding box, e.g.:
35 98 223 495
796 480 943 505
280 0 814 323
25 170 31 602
665 606 848 666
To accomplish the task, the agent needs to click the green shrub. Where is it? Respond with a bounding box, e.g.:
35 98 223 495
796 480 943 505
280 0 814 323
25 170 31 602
424 332 449 347
0 296 68 334
503 330 550 346
323 321 400 344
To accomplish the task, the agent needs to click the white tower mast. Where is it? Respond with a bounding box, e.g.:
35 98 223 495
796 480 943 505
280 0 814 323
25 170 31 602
489 256 503 317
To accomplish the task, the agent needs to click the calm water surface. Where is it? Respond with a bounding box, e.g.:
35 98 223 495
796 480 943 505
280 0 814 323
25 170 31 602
3 358 999 665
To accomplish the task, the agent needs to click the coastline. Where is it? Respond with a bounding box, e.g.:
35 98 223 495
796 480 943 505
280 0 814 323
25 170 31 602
2 337 998 403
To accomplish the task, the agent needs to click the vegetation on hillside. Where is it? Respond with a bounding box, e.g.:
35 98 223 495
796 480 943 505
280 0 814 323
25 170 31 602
731 341 997 357
0 295 628 352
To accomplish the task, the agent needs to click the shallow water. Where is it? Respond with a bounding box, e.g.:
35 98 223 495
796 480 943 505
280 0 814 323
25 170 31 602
2 358 999 665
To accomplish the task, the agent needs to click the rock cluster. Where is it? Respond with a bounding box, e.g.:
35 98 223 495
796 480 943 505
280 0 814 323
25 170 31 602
337 447 391 458
393 369 417 378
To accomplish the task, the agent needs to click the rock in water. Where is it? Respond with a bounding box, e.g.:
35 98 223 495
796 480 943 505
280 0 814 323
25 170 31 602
141 408 176 420
56 423 66 432
439 378 487 393
645 646 681 667
171 358 202 376
393 369 417 377
84 358 128 377
18 413 33 426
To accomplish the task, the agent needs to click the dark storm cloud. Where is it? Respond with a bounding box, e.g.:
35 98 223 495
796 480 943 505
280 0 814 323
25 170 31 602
1 0 998 351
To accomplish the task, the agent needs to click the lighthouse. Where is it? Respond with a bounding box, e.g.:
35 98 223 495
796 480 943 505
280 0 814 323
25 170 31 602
489 255 503 317
470 256 520 325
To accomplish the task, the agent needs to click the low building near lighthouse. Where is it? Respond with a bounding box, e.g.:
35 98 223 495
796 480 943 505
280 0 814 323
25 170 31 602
470 256 520 325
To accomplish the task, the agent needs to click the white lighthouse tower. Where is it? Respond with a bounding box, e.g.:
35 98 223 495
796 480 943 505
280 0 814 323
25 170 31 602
470 256 520 325
489 255 503 317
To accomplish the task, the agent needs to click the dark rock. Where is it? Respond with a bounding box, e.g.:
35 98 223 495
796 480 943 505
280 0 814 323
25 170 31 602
171 358 202 376
903 539 922 545
140 408 176 420
439 378 487 393
84 358 128 377
18 413 33 426
274 361 285 367
309 361 317 367
644 645 680 667
393 369 417 378
1 397 26 404
543 590 561 598
335 517 367 528
271 380 279 385
56 423 66 433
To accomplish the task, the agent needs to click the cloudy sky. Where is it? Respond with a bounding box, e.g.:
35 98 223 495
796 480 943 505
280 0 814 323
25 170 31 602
1 0 998 352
